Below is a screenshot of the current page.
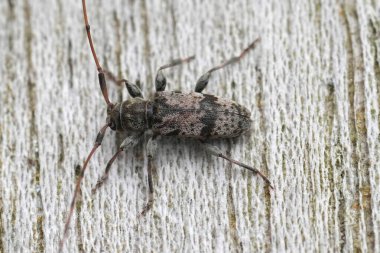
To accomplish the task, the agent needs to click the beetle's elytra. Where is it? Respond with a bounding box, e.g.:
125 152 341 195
59 0 273 252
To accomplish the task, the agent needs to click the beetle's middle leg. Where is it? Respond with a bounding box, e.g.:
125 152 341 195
138 135 159 218
200 141 273 189
155 55 195 91
195 38 261 93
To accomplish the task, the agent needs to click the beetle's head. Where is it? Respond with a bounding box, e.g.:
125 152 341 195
106 103 122 131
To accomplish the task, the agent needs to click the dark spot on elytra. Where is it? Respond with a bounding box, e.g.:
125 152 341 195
199 94 219 137
166 129 181 136
200 124 214 137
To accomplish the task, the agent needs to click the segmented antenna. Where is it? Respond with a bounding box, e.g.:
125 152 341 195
59 2 112 250
82 0 112 106
58 125 108 253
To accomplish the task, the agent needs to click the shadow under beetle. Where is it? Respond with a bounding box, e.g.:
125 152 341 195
59 0 273 251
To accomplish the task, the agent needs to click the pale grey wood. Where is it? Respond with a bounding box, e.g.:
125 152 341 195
1 0 380 252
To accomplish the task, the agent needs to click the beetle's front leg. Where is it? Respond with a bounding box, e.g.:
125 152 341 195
91 133 144 194
102 69 144 98
200 141 274 189
138 135 160 218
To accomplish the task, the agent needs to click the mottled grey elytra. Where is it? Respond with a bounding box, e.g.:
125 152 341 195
59 1 273 251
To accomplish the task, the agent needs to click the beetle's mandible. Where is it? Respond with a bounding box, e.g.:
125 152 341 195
59 0 273 251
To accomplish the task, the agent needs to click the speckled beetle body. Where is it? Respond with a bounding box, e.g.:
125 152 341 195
110 91 252 139
59 1 273 251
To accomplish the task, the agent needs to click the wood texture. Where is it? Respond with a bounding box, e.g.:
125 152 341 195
1 0 380 252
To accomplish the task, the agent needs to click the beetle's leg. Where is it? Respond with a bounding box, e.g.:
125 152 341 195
91 133 143 194
200 141 274 189
195 38 261 93
138 135 159 218
103 70 143 98
101 70 123 87
155 55 195 91
122 79 143 98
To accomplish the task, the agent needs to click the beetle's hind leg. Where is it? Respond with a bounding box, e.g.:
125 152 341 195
195 38 261 93
200 141 273 189
155 55 195 92
138 135 159 218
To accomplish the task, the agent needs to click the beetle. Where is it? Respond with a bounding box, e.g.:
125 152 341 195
59 0 273 251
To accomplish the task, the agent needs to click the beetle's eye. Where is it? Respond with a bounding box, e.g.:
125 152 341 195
109 120 116 130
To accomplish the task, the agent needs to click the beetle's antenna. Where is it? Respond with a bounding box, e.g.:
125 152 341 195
58 124 108 253
82 0 111 106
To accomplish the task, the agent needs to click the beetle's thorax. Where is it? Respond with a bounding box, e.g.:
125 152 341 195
107 98 152 132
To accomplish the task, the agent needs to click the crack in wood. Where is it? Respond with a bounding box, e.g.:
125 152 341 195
342 3 374 251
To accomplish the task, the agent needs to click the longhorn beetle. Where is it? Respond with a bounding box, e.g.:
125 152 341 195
59 0 273 251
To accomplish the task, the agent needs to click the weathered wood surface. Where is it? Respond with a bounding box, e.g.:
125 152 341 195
1 0 380 252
